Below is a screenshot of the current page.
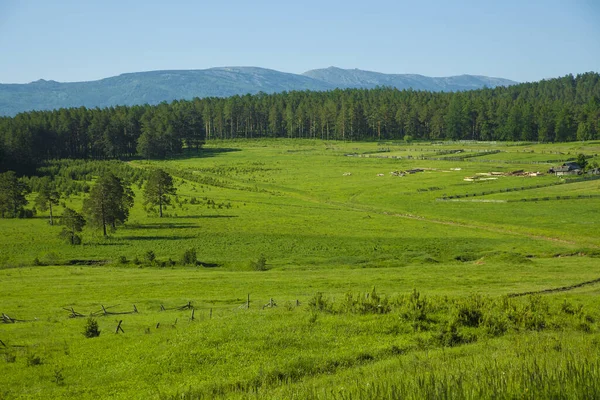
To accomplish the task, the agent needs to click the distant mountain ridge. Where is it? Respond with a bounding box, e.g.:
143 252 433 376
304 67 516 91
0 66 517 116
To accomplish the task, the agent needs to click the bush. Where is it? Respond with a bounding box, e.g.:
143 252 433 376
454 295 485 327
144 250 156 264
400 289 430 330
181 248 197 265
435 321 475 347
250 254 268 271
83 317 100 338
117 255 128 264
4 351 16 363
26 353 42 366
308 292 330 312
71 234 82 245
18 209 36 219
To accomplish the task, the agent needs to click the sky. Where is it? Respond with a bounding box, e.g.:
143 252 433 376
0 0 598 84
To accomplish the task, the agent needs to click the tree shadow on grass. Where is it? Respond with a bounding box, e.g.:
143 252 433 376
198 262 221 268
164 147 242 160
171 215 238 219
125 223 199 229
90 242 128 247
120 235 197 241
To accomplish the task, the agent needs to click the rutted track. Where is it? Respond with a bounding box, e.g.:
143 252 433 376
380 211 585 246
508 277 600 297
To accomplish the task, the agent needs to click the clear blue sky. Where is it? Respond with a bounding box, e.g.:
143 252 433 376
0 0 598 84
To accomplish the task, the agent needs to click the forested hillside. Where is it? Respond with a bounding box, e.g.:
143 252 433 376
1 72 599 174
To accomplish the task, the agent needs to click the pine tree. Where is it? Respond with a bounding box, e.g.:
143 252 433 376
83 173 134 236
59 207 86 245
0 171 30 218
143 169 176 218
35 177 60 225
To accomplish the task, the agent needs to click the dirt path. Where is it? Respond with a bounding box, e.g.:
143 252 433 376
380 210 585 246
508 277 600 297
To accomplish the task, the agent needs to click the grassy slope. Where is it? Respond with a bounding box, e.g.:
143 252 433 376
1 139 600 399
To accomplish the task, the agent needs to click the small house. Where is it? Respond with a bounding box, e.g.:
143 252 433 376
552 162 582 176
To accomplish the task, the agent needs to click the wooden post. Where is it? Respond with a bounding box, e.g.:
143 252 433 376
133 305 138 313
209 308 212 319
296 299 300 307
115 320 124 334
247 294 250 309
270 298 274 308
160 304 165 311
156 323 160 329
190 309 195 321
101 305 107 315
2 313 14 323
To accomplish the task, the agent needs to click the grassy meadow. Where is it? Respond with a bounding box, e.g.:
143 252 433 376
1 139 600 399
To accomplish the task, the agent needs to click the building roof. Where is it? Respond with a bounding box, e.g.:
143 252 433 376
562 162 582 169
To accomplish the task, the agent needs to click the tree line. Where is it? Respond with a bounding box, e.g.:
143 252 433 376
0 168 176 248
1 72 599 174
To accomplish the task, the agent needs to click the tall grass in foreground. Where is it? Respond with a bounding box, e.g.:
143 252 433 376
289 346 600 400
169 332 600 399
163 291 599 400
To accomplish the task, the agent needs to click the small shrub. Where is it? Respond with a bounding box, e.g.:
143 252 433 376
26 353 42 366
181 248 197 265
435 321 475 347
482 312 509 336
71 234 82 245
4 352 16 363
561 299 582 315
145 250 156 264
308 292 330 312
250 254 268 271
400 289 429 330
53 369 65 385
83 317 100 338
454 295 485 327
133 256 141 265
117 255 128 264
18 209 36 219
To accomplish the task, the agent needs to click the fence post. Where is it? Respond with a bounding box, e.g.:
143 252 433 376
115 320 124 334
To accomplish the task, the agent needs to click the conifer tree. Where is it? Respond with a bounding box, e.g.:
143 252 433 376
35 177 60 225
59 207 86 245
0 171 30 218
144 169 176 218
83 173 134 236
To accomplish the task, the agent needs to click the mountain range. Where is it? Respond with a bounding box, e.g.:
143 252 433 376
0 66 517 116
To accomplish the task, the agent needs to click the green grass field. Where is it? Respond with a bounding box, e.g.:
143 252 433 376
1 139 600 399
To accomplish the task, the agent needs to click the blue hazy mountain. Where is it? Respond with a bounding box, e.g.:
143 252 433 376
0 66 517 116
303 66 517 92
